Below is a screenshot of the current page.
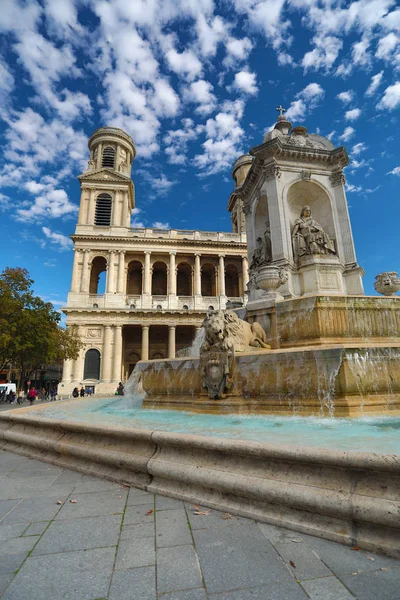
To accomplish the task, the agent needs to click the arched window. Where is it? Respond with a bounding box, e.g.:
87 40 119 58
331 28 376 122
152 262 167 295
89 256 107 294
225 264 240 297
83 349 100 380
177 263 192 296
127 261 143 295
201 264 216 296
95 194 112 226
102 146 115 168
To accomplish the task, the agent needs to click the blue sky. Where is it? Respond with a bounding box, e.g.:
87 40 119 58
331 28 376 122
0 0 399 311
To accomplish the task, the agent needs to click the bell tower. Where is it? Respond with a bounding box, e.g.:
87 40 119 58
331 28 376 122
75 127 136 234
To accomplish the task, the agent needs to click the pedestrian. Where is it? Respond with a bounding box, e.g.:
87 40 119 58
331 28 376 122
80 386 85 397
27 387 37 406
117 382 124 396
50 388 57 401
17 390 24 405
87 387 93 396
72 387 79 398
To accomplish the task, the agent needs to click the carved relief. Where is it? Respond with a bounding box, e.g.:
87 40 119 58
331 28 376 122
87 328 102 338
301 170 311 180
264 164 281 180
319 270 338 290
374 272 400 296
330 171 346 186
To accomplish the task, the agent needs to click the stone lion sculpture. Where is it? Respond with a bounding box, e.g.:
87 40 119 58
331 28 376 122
200 310 270 353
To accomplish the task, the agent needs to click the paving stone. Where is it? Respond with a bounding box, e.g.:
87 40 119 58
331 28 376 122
0 495 69 524
0 553 29 575
0 522 28 541
301 576 355 599
186 504 250 530
155 496 185 510
273 539 332 580
55 489 127 520
120 522 154 540
159 588 207 600
2 546 115 600
124 502 155 525
52 471 83 485
302 534 400 575
7 468 62 480
193 523 304 596
0 499 21 520
22 521 50 536
0 574 13 596
0 535 40 557
72 474 122 494
258 522 304 545
209 585 308 599
109 566 156 600
156 545 203 594
339 568 400 600
32 514 121 555
127 488 155 506
115 536 155 570
156 508 192 548
3 483 75 500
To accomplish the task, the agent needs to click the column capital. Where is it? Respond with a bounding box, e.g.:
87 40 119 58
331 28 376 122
218 254 225 259
118 250 126 255
168 325 176 330
142 324 149 330
144 250 152 256
169 251 176 256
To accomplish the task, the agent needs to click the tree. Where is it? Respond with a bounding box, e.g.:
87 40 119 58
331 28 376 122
0 267 83 386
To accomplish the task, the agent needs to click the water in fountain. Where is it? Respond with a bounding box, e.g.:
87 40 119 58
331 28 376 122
189 327 205 356
116 366 146 409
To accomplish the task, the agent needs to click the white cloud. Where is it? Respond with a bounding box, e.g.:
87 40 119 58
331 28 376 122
376 82 400 110
339 126 355 142
337 90 354 104
152 221 170 229
194 99 245 174
233 0 287 48
151 79 180 117
376 32 399 61
231 70 258 95
387 166 400 175
345 108 361 120
302 35 342 72
223 37 253 67
196 14 227 57
285 83 324 121
165 118 198 165
345 183 363 193
16 188 78 222
366 71 384 96
352 142 368 155
352 34 371 68
277 51 296 66
0 59 15 111
183 80 216 115
42 226 73 251
165 46 203 81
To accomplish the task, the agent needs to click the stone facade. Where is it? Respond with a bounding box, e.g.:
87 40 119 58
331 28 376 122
61 127 248 396
228 114 365 307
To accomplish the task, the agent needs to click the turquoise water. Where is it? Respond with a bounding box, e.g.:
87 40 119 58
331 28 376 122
32 396 400 455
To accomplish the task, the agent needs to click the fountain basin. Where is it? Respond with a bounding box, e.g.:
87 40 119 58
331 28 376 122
137 345 400 417
0 407 399 558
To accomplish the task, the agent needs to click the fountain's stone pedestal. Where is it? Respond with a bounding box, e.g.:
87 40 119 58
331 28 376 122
138 345 400 417
246 294 400 349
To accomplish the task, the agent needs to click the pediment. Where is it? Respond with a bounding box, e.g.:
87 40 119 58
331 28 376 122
78 168 130 183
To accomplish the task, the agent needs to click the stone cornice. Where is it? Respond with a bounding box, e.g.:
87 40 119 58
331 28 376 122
70 237 247 253
78 168 132 184
235 138 350 206
63 308 207 320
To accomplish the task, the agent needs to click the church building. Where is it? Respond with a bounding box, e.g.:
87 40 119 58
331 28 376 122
60 127 248 396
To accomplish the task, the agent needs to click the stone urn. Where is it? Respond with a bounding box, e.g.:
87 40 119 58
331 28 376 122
254 265 288 296
374 272 400 296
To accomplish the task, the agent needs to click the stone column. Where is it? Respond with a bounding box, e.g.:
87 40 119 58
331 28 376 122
61 358 74 382
70 249 81 293
96 143 102 169
106 251 116 293
112 190 120 226
87 189 96 226
143 252 151 295
117 251 126 293
194 254 201 295
73 327 85 382
219 255 226 296
141 325 149 361
169 252 177 295
168 326 176 359
242 256 249 295
77 190 88 225
80 250 90 293
102 325 113 381
112 325 123 382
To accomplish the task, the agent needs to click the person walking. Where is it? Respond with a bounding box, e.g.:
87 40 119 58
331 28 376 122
72 387 79 398
50 388 57 401
27 387 38 406
80 386 85 397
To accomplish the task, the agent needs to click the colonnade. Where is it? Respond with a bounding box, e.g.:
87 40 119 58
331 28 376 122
70 249 249 297
61 323 203 386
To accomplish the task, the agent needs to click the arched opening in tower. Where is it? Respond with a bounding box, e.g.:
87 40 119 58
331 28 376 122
152 262 167 296
89 256 107 294
201 263 216 296
177 262 192 296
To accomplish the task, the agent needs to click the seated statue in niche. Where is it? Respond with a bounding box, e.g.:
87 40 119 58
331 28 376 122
292 206 335 258
249 222 272 271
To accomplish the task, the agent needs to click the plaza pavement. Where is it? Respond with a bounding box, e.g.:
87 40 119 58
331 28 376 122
0 411 400 599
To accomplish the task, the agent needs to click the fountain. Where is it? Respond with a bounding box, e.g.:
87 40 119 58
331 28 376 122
1 112 399 557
